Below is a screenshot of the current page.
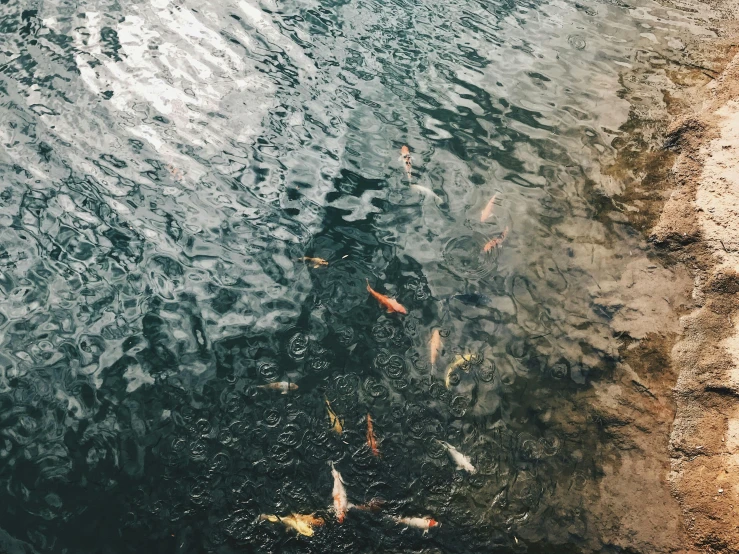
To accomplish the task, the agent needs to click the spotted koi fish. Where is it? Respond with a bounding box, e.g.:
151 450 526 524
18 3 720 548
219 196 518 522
299 256 329 268
400 145 412 183
260 513 325 537
391 515 440 532
326 399 344 434
483 226 509 253
257 382 298 394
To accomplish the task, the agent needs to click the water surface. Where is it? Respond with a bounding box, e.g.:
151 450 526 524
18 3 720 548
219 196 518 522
0 0 711 551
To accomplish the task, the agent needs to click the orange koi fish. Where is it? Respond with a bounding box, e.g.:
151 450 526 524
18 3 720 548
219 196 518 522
366 413 380 457
257 382 298 394
483 226 509 253
366 279 407 314
391 515 440 532
429 329 442 369
299 257 329 268
330 462 349 523
400 145 412 183
480 194 497 222
260 513 325 537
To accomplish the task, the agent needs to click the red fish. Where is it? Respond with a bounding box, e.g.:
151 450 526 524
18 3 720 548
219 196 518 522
366 413 380 457
366 280 407 314
400 145 412 183
483 227 509 253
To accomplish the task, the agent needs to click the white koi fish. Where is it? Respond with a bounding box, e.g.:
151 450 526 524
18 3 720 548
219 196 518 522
391 515 440 532
410 184 440 201
330 462 349 522
437 440 477 474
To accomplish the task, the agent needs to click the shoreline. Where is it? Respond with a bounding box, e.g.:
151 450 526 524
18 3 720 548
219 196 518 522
607 0 739 549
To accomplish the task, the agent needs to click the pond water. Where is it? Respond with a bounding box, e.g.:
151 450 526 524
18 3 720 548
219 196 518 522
0 0 712 552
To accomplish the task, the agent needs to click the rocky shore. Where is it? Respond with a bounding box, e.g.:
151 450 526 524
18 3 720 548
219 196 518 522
606 0 739 549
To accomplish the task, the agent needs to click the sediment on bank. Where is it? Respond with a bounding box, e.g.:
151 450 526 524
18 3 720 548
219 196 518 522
605 0 739 550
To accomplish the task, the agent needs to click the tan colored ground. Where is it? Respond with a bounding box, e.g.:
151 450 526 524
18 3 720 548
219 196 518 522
646 12 739 552
568 0 739 548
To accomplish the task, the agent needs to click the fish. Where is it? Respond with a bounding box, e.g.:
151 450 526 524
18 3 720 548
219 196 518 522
330 462 349 523
437 440 477 473
480 193 498 222
326 399 344 435
260 513 325 537
391 515 440 532
257 382 298 394
409 184 440 201
400 145 413 183
450 293 491 307
366 413 380 457
366 279 407 314
299 256 329 268
166 163 185 182
445 354 477 388
483 226 509 253
429 329 442 369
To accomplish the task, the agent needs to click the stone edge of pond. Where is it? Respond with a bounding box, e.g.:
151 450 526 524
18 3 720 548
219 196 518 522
605 0 739 550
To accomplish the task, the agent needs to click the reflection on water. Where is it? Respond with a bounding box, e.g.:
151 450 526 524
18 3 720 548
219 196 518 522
0 0 707 551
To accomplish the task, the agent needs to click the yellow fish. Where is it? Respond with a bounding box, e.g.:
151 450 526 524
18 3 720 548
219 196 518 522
445 354 477 388
299 257 329 268
260 513 325 537
326 399 344 434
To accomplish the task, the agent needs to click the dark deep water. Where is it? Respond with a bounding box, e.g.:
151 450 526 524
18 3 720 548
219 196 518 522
0 0 711 552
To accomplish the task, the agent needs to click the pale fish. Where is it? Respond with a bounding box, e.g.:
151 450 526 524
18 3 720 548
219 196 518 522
480 193 497 222
437 440 477 473
391 515 440 532
429 329 442 369
330 462 349 522
410 184 440 201
257 382 298 394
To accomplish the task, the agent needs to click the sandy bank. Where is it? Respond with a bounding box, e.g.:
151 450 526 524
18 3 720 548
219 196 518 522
638 1 739 549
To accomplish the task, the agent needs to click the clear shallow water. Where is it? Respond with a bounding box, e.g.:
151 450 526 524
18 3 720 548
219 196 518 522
0 0 712 552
